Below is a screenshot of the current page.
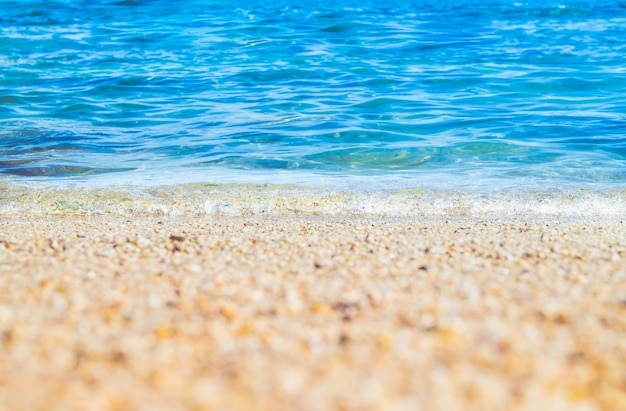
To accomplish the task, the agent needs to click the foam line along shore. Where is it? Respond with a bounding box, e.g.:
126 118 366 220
1 181 626 218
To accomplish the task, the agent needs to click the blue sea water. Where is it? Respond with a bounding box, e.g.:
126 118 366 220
1 0 626 191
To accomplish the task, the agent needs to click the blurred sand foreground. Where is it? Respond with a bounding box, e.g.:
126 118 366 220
0 216 625 411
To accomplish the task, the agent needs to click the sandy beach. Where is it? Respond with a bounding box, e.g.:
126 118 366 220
1 215 625 410
3 0 626 408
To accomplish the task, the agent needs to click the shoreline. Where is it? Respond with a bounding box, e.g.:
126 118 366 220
2 181 626 218
1 215 625 410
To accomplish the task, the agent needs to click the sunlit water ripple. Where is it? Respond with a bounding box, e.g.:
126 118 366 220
1 0 626 191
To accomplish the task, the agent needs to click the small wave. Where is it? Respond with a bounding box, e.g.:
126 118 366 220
319 22 366 33
1 181 625 218
226 68 329 84
304 147 434 169
0 96 23 104
351 97 417 109
1 165 135 177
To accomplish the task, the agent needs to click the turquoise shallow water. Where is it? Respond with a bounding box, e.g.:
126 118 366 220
1 0 626 191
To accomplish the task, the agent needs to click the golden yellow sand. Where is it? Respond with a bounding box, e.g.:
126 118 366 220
1 216 625 410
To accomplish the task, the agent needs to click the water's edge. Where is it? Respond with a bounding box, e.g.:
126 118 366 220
1 181 624 218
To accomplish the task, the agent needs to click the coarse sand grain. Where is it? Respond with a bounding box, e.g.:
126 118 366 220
0 216 625 410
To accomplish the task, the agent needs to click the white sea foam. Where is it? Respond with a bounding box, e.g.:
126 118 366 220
1 181 623 218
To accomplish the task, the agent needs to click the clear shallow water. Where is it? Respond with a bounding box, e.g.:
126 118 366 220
1 0 626 191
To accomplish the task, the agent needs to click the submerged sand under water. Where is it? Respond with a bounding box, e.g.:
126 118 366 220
1 213 625 410
1 181 626 217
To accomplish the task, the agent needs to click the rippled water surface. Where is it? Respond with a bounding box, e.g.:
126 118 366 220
1 0 626 190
